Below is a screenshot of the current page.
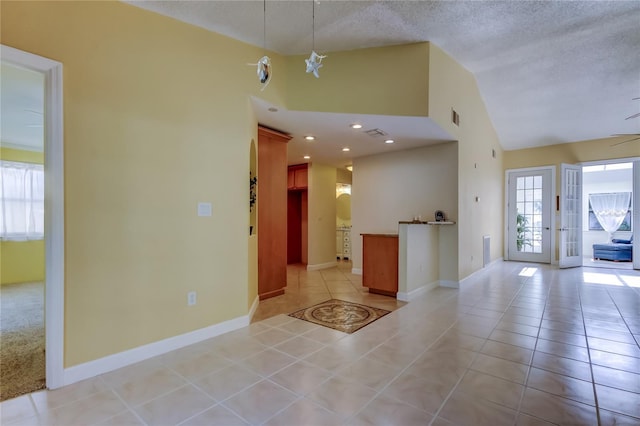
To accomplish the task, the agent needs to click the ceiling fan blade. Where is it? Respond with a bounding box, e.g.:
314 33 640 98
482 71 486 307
611 133 640 136
625 112 640 120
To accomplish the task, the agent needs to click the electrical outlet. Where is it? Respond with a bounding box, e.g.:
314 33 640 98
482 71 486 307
187 291 197 306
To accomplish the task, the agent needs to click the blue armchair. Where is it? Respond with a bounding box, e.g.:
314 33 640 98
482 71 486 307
593 236 633 262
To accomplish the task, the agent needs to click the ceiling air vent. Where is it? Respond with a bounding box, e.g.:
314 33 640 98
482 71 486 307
364 128 388 137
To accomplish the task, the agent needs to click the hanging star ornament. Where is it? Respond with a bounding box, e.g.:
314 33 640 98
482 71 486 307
248 55 272 90
305 51 326 78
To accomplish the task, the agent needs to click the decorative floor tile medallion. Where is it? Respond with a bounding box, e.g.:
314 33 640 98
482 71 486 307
288 299 391 334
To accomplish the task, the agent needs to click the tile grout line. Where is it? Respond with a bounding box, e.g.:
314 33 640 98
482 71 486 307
576 277 602 426
513 268 554 425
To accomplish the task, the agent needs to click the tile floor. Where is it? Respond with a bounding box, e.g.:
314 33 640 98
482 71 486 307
2 261 639 426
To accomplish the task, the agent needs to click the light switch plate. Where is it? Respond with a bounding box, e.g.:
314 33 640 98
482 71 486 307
198 202 212 217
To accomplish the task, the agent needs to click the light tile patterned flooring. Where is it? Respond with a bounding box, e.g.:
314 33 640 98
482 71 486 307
2 261 640 425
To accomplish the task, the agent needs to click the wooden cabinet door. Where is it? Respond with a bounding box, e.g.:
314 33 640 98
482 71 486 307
258 126 291 300
294 167 308 189
287 169 295 190
287 164 308 190
362 234 398 297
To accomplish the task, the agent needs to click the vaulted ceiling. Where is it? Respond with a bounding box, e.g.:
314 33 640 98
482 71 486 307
126 1 640 155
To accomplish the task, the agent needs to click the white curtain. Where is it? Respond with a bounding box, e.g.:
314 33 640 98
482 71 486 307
589 192 631 242
0 160 45 241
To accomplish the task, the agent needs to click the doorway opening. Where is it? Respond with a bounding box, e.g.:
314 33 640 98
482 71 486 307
1 44 65 393
0 62 46 400
582 161 634 270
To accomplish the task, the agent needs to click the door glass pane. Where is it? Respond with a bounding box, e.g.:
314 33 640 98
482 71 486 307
516 175 543 253
564 168 580 257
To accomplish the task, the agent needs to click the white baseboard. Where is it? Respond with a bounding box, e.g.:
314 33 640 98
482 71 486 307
458 258 504 287
62 312 251 387
439 280 460 289
397 281 439 302
307 261 338 271
351 268 362 275
248 295 259 321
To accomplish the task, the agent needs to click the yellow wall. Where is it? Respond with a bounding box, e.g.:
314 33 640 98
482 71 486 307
1 240 45 284
284 43 429 117
428 44 503 279
1 147 44 164
504 136 639 170
0 147 45 285
2 1 286 367
307 163 337 267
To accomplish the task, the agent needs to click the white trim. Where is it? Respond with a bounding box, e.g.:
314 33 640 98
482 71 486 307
306 261 338 271
439 280 459 289
634 161 640 270
396 280 439 302
351 268 362 275
504 166 556 264
458 257 504 287
580 157 640 167
2 45 65 390
62 312 251 387
248 295 259 321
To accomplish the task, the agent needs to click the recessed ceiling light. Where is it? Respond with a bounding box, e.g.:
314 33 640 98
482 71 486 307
303 155 311 159
267 107 278 112
350 124 363 129
304 135 315 141
384 139 395 144
342 147 350 152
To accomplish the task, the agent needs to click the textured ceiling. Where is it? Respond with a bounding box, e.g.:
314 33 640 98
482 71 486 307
128 1 640 157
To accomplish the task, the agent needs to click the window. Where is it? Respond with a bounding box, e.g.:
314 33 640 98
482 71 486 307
588 192 632 232
0 160 44 240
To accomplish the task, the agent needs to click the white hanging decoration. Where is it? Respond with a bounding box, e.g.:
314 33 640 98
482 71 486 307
305 51 326 78
248 56 272 90
305 0 326 78
249 0 271 90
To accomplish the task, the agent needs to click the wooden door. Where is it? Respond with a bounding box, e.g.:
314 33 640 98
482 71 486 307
287 191 302 264
257 126 291 300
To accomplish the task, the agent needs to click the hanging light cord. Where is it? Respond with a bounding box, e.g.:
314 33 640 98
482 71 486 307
312 0 315 52
263 0 267 53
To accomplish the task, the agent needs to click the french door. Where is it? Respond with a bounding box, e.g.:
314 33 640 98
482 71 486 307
559 164 582 268
507 168 553 263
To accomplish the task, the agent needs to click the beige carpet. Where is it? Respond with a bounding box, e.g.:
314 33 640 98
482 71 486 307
0 281 46 401
289 299 391 334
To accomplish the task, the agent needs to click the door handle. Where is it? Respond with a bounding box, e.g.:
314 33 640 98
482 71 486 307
544 227 550 230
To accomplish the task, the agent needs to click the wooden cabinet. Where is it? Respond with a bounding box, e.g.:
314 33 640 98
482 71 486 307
258 126 291 300
287 164 308 190
362 234 398 297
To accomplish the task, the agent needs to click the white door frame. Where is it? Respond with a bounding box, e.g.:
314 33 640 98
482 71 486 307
581 157 640 271
2 45 65 389
504 166 556 263
634 160 640 270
